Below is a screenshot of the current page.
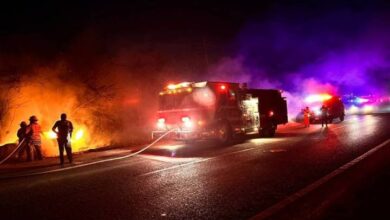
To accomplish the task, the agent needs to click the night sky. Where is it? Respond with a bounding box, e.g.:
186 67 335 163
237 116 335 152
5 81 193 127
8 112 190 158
1 0 390 94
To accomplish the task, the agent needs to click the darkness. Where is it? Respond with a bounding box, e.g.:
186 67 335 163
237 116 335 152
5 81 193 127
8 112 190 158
0 1 389 90
0 1 267 70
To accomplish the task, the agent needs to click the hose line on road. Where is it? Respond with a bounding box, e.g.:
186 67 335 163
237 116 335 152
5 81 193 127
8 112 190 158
0 129 177 178
0 138 25 165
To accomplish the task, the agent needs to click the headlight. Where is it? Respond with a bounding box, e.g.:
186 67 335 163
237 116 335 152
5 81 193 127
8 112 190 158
157 118 166 129
181 116 193 128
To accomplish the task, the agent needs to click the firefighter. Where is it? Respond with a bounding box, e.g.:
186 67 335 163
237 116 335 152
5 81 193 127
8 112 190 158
52 113 73 165
303 106 310 127
17 121 31 161
26 116 43 160
320 105 329 127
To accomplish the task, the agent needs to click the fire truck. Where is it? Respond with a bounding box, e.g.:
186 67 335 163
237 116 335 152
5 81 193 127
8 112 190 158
152 81 288 143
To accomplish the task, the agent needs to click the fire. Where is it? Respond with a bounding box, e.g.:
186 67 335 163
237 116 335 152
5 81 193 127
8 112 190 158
44 129 84 141
74 129 84 141
45 131 58 139
0 69 113 156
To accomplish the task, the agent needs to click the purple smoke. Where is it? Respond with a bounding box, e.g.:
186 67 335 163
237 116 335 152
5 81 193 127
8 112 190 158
207 5 390 116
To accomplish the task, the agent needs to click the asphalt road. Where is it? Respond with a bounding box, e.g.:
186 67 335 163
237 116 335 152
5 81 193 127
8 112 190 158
0 114 389 220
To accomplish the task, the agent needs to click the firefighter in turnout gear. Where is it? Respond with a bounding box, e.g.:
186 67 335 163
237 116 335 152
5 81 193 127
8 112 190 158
26 116 43 160
303 106 311 128
320 105 329 127
52 113 74 165
17 121 31 161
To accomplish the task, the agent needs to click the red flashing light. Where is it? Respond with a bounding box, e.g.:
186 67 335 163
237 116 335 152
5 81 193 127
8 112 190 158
269 111 274 117
219 84 227 91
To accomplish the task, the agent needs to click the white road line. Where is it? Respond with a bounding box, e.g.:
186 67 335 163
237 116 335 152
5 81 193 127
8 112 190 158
139 147 255 177
251 138 390 220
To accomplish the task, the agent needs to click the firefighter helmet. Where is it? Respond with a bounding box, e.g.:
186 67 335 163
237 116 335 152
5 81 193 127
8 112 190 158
29 115 38 122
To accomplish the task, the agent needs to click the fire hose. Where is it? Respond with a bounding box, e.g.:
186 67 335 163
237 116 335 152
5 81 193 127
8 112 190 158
0 128 177 176
0 138 26 165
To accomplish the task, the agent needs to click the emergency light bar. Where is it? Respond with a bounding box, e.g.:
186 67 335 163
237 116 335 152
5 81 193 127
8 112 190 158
305 94 332 103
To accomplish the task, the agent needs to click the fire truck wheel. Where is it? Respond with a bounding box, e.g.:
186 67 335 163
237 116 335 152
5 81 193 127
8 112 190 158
217 121 232 144
260 124 276 137
340 115 345 121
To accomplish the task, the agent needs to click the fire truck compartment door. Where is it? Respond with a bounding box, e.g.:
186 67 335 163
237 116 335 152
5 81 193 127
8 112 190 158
242 96 260 132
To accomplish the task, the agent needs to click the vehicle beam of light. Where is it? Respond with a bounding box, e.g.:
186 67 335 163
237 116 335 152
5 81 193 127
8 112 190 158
355 97 369 104
348 105 360 114
362 105 374 113
305 94 332 103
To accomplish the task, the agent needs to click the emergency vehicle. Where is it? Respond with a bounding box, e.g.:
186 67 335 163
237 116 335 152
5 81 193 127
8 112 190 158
297 95 345 123
152 81 288 143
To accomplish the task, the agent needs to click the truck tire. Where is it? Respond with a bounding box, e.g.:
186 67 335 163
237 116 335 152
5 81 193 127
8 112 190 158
340 114 344 121
260 124 277 137
216 121 232 145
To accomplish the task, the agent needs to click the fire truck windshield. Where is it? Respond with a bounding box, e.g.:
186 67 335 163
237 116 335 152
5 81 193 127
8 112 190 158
159 93 199 110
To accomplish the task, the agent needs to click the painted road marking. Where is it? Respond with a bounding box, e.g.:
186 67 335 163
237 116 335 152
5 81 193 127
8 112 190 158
251 138 390 220
139 147 255 177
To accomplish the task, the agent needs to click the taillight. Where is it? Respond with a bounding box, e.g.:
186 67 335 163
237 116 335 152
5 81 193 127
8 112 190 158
219 84 227 92
269 111 274 117
181 116 193 128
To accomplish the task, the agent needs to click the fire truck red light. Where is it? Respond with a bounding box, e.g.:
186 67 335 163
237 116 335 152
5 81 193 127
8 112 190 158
220 85 226 90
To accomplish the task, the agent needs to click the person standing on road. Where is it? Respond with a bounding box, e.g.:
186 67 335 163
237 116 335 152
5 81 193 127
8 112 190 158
320 105 329 127
303 106 311 128
52 113 74 166
26 116 43 160
17 121 31 161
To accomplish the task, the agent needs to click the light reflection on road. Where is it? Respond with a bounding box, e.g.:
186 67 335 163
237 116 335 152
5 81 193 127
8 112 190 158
343 115 379 144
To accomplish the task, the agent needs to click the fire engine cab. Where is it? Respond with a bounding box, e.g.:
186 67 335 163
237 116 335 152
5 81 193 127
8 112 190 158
152 81 288 143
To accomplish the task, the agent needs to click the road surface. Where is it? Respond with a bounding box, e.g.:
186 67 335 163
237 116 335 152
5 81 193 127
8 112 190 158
0 114 389 219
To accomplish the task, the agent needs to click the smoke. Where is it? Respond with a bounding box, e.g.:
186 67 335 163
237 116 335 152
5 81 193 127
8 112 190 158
207 4 390 117
0 32 175 155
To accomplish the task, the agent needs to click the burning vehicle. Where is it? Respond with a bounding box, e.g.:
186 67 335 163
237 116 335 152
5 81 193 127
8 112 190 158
152 81 288 143
296 94 345 123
